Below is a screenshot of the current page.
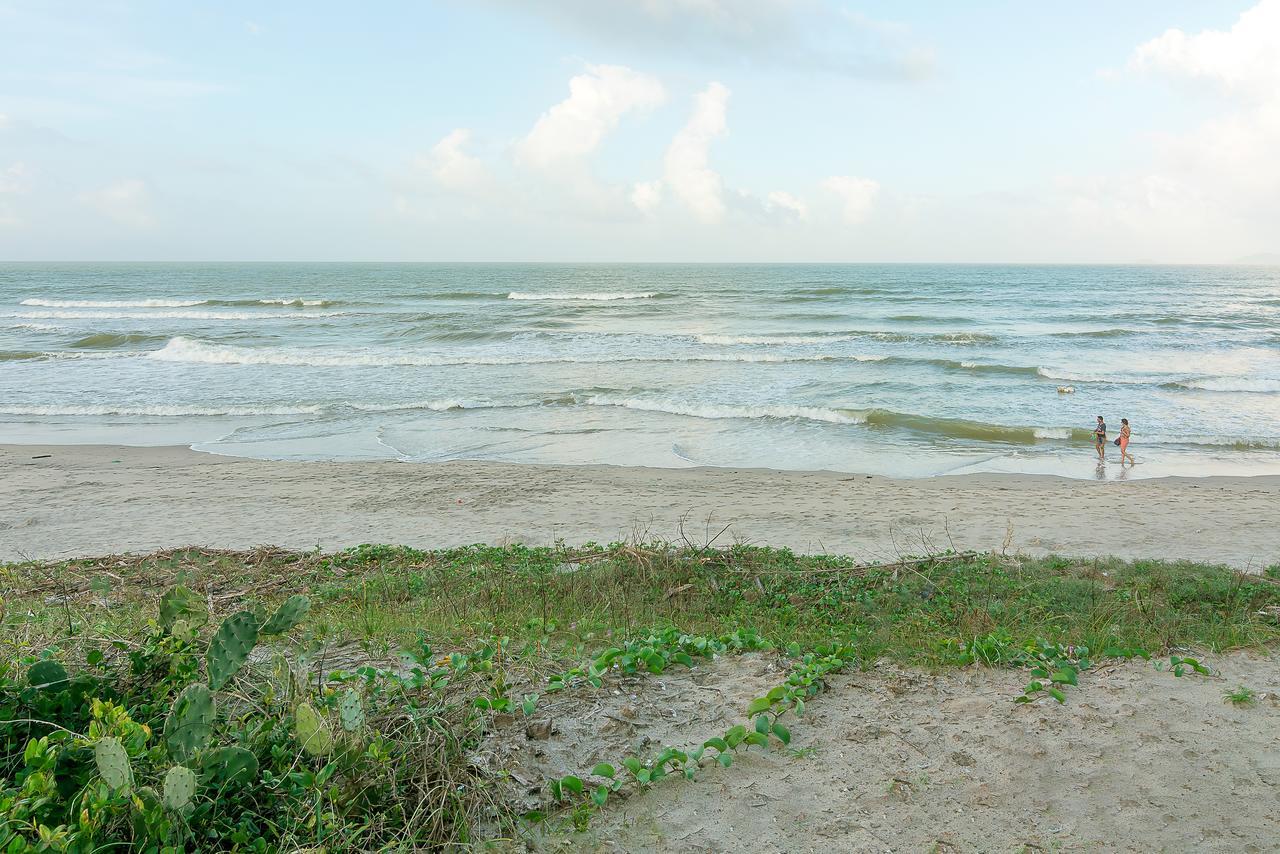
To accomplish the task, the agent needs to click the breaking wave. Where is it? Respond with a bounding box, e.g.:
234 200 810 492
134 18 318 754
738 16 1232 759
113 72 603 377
145 337 887 367
0 404 324 417
1165 377 1280 393
506 291 662 301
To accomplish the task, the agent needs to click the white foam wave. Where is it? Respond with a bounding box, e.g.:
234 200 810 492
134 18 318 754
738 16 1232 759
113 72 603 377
697 334 853 346
507 291 658 301
145 337 876 368
0 404 322 417
348 399 483 413
1032 427 1073 440
1176 378 1280 393
8 322 68 331
8 309 341 321
1035 367 1149 385
20 298 204 308
582 395 866 425
1140 433 1280 450
20 297 332 308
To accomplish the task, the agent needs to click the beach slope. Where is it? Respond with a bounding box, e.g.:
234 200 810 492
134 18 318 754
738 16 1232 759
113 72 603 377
2 444 1276 566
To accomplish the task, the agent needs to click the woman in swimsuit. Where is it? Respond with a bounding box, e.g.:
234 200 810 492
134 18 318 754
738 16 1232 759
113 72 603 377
1093 415 1107 461
1119 418 1134 465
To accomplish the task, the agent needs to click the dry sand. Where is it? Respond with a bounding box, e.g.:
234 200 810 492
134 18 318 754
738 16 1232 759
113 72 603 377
567 652 1280 853
2 444 1278 566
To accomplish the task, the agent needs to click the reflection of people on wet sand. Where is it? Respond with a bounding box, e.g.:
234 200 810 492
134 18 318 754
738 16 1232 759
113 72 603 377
1118 418 1135 465
1093 416 1107 461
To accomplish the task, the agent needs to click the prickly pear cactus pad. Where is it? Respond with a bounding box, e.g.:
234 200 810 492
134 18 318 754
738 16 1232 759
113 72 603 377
206 611 260 691
294 702 334 757
164 683 215 763
261 594 311 635
94 737 134 793
162 765 198 811
199 746 259 790
338 688 365 732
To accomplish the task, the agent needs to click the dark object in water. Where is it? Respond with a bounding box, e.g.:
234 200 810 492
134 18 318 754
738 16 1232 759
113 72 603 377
31 454 51 459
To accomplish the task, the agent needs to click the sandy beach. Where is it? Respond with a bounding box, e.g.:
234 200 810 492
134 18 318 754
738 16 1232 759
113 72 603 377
2 443 1276 567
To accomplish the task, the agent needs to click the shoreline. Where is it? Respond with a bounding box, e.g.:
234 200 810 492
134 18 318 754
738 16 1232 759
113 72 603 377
3 443 1278 567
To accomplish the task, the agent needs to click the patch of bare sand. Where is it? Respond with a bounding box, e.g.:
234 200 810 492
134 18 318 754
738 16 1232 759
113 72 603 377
3 444 1279 569
523 652 1280 853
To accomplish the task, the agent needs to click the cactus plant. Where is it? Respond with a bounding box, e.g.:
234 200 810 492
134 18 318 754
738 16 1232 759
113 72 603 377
294 702 333 757
164 683 215 763
199 746 259 790
338 689 365 732
261 594 311 635
170 619 197 643
27 659 68 690
162 765 198 811
159 585 208 632
206 611 259 691
94 736 134 793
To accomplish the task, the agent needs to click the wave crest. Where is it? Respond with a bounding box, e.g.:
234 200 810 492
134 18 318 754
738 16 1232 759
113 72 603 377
507 291 661 301
21 298 204 308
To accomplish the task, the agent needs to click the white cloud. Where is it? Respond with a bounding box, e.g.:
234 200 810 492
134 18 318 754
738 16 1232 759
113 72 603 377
421 128 486 191
765 190 808 221
823 175 880 224
1127 0 1280 96
517 64 665 169
246 21 263 37
630 180 663 215
661 81 730 223
1070 1 1280 257
628 82 812 226
79 179 155 228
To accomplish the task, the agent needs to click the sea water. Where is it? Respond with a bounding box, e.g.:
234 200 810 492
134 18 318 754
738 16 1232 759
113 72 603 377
2 263 1278 480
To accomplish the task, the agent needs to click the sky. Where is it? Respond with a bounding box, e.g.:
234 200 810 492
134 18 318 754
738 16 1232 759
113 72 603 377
1 0 1278 263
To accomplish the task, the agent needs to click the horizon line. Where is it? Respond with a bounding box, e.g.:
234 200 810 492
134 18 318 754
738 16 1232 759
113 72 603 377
2 259 1277 266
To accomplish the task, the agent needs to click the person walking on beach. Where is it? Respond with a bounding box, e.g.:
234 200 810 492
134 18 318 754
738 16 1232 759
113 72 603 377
1118 418 1135 465
1093 415 1107 461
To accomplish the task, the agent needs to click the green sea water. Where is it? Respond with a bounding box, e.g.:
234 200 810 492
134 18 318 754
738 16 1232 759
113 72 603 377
2 263 1278 479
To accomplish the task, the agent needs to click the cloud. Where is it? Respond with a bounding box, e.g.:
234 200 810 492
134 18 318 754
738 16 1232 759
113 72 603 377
661 82 730 223
1069 1 1280 257
420 128 487 191
630 180 663 215
823 175 880 224
1127 0 1280 96
483 0 934 80
765 190 808 221
517 64 665 169
0 162 27 227
0 162 29 195
628 82 813 226
78 179 155 228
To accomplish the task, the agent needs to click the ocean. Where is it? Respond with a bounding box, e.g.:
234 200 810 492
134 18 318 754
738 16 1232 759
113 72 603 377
2 263 1278 480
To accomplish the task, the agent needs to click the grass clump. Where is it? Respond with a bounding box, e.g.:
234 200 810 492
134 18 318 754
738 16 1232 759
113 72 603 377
1224 685 1258 707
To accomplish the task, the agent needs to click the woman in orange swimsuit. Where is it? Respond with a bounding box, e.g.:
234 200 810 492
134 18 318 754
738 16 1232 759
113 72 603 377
1118 418 1134 465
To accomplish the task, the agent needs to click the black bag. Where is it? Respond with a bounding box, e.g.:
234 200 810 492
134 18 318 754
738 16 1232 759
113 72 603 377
1113 437 1121 446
